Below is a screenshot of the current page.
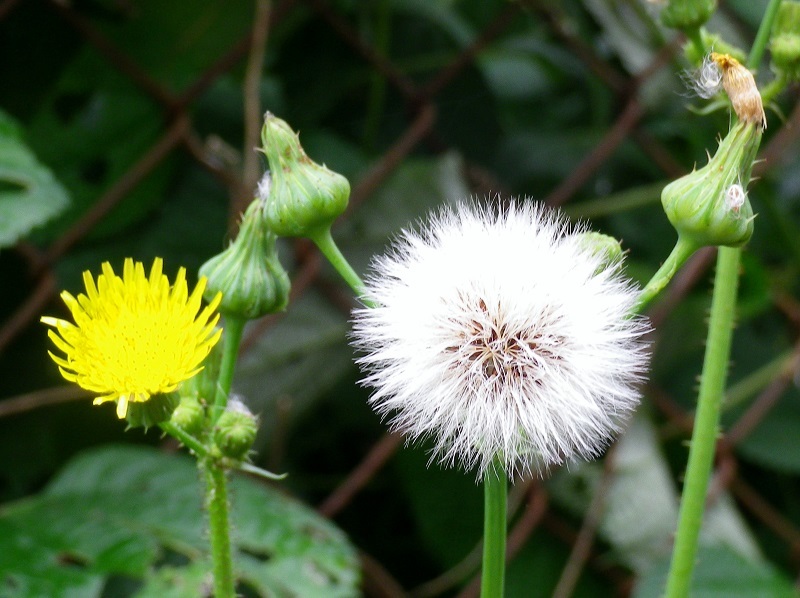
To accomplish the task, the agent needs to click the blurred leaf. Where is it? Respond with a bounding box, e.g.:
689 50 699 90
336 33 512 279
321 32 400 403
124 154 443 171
234 291 354 448
736 388 800 473
633 544 795 598
0 112 70 248
0 445 359 597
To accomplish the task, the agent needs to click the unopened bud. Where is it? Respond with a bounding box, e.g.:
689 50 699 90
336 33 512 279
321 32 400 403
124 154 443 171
576 231 624 265
213 399 257 461
170 394 206 437
661 0 716 31
199 196 291 320
661 121 760 248
771 1 800 80
259 113 350 239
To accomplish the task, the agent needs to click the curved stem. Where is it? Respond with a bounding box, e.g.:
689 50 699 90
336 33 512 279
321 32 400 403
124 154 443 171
160 421 207 457
311 228 377 307
212 315 246 423
664 246 741 598
480 462 507 598
206 463 236 598
686 27 706 61
636 236 698 313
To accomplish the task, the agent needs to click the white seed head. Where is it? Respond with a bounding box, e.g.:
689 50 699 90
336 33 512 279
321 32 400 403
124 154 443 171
690 54 724 99
350 202 650 479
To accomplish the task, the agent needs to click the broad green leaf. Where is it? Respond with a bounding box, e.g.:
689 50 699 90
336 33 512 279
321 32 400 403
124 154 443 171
634 545 796 598
0 445 359 597
0 113 70 248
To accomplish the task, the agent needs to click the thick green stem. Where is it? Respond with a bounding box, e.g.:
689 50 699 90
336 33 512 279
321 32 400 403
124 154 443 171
686 27 706 61
481 462 507 598
311 227 378 308
664 246 741 598
748 0 784 69
205 463 236 598
636 236 698 313
212 315 246 423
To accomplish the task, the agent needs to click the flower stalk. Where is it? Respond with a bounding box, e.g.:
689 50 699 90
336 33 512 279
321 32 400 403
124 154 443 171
481 462 507 598
664 246 741 597
205 463 236 598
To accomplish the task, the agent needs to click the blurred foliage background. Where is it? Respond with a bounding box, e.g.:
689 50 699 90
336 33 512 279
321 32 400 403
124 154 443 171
1 0 800 596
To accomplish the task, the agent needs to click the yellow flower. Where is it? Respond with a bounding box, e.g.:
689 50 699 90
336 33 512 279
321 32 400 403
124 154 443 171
41 258 222 419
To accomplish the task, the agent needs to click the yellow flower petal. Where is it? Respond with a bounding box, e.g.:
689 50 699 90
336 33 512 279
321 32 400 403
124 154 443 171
41 258 222 419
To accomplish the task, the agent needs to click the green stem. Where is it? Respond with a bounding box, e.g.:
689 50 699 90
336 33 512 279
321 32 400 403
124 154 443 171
311 227 378 307
748 0 783 69
686 26 706 61
205 462 236 598
212 315 246 423
664 246 741 598
636 236 698 313
160 421 208 457
480 462 507 598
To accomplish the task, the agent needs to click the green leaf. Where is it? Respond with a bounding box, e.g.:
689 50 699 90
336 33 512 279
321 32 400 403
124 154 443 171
0 445 359 597
0 112 70 248
634 545 796 598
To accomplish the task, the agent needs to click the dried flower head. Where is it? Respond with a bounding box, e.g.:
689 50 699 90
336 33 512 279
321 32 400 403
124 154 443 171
709 52 767 129
351 203 650 478
42 258 222 418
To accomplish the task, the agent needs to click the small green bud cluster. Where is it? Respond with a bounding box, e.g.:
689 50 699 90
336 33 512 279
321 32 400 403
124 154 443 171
576 231 624 265
213 398 258 461
661 121 760 249
771 1 800 80
661 0 716 32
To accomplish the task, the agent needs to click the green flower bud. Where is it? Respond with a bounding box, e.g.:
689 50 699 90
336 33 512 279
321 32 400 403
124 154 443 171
170 394 206 437
661 0 716 31
576 231 624 265
213 399 257 461
260 113 350 239
126 392 180 430
199 197 290 320
771 1 800 80
661 121 761 248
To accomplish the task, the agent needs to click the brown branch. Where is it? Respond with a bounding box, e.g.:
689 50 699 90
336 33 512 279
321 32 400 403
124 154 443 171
44 116 190 265
0 385 91 418
545 97 644 207
237 0 273 224
360 550 407 598
419 4 520 98
318 431 404 518
0 270 56 353
303 0 418 100
48 0 177 109
552 450 617 598
349 103 437 209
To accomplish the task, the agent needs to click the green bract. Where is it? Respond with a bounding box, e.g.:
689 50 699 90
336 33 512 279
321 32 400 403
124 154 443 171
199 199 290 320
661 121 760 248
125 392 180 430
260 113 350 239
170 394 206 437
575 231 624 265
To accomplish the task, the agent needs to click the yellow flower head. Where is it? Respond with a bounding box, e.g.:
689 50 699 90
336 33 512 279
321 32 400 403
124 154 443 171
41 258 223 419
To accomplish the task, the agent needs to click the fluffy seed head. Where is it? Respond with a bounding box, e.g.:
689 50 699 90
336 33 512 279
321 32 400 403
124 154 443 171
351 202 650 479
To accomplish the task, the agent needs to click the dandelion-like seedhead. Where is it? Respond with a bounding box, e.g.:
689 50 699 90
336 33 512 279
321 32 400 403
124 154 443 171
41 258 222 419
351 202 650 479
